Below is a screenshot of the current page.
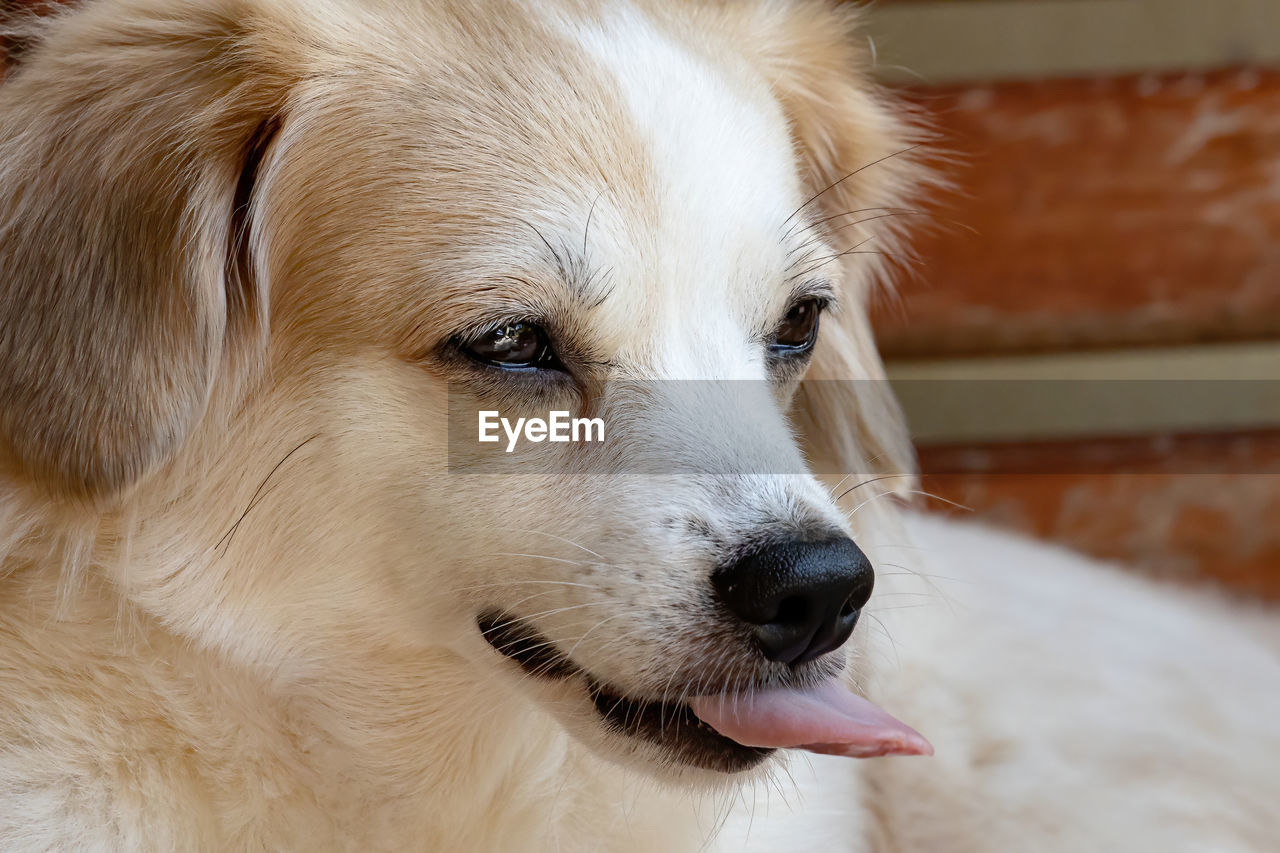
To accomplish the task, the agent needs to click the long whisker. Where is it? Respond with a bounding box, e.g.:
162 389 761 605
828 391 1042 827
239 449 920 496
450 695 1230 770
786 244 921 284
481 552 598 567
214 434 320 556
899 489 975 513
503 528 608 561
780 145 921 235
787 210 933 259
834 472 915 503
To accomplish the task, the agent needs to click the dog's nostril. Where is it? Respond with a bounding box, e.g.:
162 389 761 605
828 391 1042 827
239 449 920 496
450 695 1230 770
713 537 874 666
773 596 809 626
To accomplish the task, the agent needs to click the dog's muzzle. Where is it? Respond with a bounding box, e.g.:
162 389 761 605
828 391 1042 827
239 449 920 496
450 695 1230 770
477 533 930 773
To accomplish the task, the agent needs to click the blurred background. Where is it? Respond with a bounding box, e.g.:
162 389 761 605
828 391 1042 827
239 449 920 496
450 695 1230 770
863 0 1280 600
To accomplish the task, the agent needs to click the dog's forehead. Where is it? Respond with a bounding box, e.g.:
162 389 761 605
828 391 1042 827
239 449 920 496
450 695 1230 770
570 10 800 231
273 2 817 361
542 6 809 341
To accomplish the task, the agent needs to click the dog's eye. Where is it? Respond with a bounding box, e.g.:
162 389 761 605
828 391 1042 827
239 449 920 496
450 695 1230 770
772 298 822 354
462 321 562 370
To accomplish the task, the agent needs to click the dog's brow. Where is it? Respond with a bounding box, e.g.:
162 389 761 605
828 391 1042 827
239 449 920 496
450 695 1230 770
520 217 616 310
568 256 616 311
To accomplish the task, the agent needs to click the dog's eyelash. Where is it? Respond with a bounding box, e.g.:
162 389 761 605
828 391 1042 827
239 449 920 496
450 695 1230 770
789 278 838 307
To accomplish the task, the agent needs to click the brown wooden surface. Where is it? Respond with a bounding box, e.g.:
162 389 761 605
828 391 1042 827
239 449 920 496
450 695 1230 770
918 431 1280 600
918 429 1280 476
882 69 1280 599
876 69 1280 359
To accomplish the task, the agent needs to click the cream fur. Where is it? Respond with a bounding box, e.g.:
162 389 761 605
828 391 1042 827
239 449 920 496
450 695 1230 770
0 1 1276 850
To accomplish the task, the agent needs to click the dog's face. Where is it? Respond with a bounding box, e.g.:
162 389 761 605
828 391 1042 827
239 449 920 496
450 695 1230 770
0 0 923 781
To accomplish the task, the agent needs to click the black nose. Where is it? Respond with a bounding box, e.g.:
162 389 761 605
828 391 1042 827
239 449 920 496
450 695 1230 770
713 537 874 665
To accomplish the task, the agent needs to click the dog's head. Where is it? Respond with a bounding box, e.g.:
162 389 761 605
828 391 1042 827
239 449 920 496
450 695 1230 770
0 0 928 781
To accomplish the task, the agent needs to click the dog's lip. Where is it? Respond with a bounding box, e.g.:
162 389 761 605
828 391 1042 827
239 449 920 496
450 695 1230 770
477 610 774 772
586 679 774 772
476 609 580 680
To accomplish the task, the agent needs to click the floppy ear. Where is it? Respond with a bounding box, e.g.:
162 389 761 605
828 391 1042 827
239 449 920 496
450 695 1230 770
0 0 292 498
734 1 933 489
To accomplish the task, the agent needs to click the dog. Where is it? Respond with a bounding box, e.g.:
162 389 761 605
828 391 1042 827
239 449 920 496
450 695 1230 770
1 0 1277 849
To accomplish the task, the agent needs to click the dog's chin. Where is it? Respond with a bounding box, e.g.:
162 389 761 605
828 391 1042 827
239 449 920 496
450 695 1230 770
477 611 836 781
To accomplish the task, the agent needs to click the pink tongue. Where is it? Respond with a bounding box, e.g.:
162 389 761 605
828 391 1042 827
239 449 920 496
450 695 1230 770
688 680 932 759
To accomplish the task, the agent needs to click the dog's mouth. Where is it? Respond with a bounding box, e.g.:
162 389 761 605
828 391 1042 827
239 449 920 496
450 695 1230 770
478 610 771 772
478 610 931 774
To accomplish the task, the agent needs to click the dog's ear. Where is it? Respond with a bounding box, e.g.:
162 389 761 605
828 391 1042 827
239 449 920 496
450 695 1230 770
0 1 293 498
734 1 932 490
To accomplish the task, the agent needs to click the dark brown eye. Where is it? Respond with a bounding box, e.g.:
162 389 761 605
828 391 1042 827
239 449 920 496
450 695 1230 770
463 321 560 370
772 298 822 353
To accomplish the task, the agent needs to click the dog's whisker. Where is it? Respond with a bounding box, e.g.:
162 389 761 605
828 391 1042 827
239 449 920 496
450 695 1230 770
877 569 974 584
787 211 926 259
797 203 978 238
500 529 609 561
779 145 922 236
876 559 952 603
454 578 599 592
479 552 599 567
823 471 859 499
898 488 976 513
497 588 585 616
867 610 904 672
834 472 915 504
801 205 930 231
785 233 874 276
820 453 893 500
582 186 608 257
657 641 696 737
842 488 901 520
486 600 611 631
562 613 628 661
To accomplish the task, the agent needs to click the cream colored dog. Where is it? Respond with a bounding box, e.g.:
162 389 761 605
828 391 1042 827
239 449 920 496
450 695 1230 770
1 1 1277 850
